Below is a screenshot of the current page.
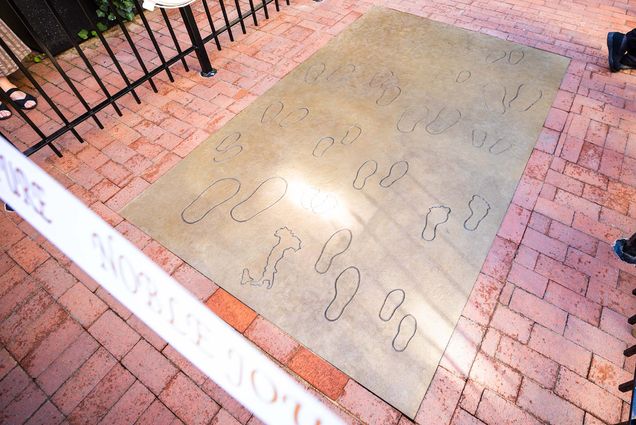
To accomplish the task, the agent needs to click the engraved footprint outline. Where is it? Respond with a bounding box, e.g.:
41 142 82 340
353 160 378 190
340 124 362 145
506 84 543 112
279 107 310 128
421 205 451 241
471 129 512 155
396 106 429 133
261 101 284 124
315 229 353 274
455 70 471 83
392 314 417 352
230 177 288 223
324 266 360 322
464 194 491 231
181 178 241 224
213 132 243 163
425 107 462 135
312 136 335 158
304 62 326 83
379 161 409 188
379 289 405 322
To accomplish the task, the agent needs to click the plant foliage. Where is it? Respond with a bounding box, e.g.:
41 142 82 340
77 0 136 40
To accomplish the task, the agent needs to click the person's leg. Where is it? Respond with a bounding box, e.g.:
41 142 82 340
625 28 636 54
0 76 36 109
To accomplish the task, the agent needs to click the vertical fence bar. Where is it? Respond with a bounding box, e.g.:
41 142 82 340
261 0 270 19
130 0 175 82
246 0 259 26
180 6 217 77
42 0 123 116
76 0 142 104
218 0 236 41
108 3 159 93
233 0 247 34
273 0 280 12
160 8 190 71
0 38 84 145
6 0 104 129
201 0 223 50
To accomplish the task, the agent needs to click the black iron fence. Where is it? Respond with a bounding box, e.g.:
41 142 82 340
0 0 288 157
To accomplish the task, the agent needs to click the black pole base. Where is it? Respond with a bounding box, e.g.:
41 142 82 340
200 69 218 78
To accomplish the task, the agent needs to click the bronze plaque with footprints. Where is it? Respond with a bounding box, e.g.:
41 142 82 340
122 7 569 417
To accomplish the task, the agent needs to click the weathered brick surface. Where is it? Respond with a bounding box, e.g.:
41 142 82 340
1 0 635 423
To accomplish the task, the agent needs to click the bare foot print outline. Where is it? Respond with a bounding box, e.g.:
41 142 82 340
181 178 241 224
324 266 360 321
353 160 378 190
379 161 409 188
426 107 462 135
213 132 243 163
230 177 288 223
315 228 353 274
379 289 405 322
464 194 490 231
421 205 451 241
241 226 301 289
393 314 417 352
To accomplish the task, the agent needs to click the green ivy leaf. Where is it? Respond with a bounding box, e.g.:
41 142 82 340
107 12 116 21
96 22 108 31
96 9 106 17
77 28 89 40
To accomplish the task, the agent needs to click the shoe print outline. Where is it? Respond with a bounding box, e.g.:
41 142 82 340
379 161 409 188
213 132 243 163
315 228 353 274
324 266 360 322
392 314 417 352
353 160 378 190
181 177 241 224
379 289 405 322
230 176 288 223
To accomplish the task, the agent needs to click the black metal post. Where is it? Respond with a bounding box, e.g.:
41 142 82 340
180 5 217 77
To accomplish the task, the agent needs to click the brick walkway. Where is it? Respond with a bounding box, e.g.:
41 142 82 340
1 0 636 424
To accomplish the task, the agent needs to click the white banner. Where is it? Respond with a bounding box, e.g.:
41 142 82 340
0 136 344 425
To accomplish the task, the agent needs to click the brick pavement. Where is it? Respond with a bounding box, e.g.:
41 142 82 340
1 0 636 423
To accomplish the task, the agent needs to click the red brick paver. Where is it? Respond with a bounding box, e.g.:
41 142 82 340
1 0 636 423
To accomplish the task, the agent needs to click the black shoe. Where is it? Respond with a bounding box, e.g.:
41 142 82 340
619 53 636 70
607 32 626 72
4 203 14 212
